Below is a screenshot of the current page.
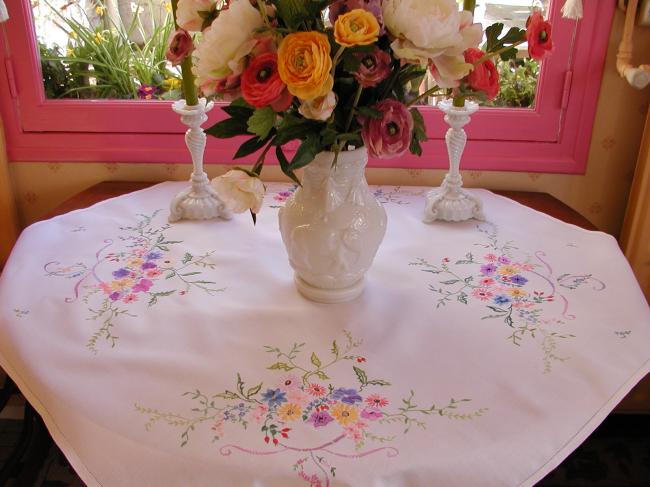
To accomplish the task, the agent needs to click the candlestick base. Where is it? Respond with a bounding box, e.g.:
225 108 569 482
168 98 231 223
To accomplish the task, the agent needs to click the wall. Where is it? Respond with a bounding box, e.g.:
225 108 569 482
7 9 650 237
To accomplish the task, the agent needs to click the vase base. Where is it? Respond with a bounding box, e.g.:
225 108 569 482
294 274 365 304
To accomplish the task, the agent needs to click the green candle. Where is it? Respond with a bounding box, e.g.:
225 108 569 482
171 0 199 106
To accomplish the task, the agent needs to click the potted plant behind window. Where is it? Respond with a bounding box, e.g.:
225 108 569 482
166 0 554 303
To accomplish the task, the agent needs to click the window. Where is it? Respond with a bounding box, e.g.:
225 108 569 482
0 0 615 173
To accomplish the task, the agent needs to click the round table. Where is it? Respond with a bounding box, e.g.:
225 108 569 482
0 182 648 487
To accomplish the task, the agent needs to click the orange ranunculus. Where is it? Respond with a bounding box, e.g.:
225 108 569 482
277 31 333 101
334 9 380 47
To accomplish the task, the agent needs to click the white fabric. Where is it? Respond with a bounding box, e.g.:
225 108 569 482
0 182 648 487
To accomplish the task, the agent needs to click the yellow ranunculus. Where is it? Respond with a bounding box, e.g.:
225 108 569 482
334 9 380 47
277 31 333 101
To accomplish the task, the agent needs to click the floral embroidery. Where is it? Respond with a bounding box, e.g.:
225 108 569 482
373 186 426 205
45 211 224 353
136 331 486 486
269 185 298 208
13 309 29 318
411 222 606 373
615 330 631 339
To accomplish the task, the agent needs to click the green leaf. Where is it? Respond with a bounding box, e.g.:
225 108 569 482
331 340 339 357
484 22 504 52
357 106 383 120
314 370 330 380
234 135 271 160
206 117 250 139
276 146 302 186
247 107 276 139
367 379 391 387
182 252 193 264
247 382 262 398
290 133 320 170
268 362 294 371
274 0 310 29
222 104 254 119
499 47 518 62
311 352 322 368
353 366 368 385
214 391 240 400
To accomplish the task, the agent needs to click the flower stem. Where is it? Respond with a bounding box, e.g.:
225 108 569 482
407 85 443 107
330 45 346 78
345 83 363 133
475 38 526 65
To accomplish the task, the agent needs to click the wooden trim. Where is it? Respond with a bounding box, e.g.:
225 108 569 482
0 115 19 267
621 108 650 303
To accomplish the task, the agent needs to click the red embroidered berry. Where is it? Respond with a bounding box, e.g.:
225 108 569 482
281 433 289 438
282 428 290 432
273 438 279 445
356 357 366 363
264 436 270 444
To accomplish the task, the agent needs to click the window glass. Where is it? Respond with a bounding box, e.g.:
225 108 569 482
34 0 182 99
417 0 549 108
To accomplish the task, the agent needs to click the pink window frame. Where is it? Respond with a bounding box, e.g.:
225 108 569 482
0 0 614 173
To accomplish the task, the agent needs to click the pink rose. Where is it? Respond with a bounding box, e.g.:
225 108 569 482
526 10 553 60
165 29 194 66
354 47 391 88
464 48 499 100
361 99 413 159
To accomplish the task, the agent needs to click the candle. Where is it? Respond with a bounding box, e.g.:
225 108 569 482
171 0 199 106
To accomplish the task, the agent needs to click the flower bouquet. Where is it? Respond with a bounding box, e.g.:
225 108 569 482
166 0 554 301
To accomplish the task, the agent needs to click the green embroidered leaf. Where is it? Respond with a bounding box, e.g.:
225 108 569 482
247 107 276 139
457 292 468 304
331 340 339 357
182 252 193 264
314 370 330 380
367 379 391 387
247 382 262 398
311 352 322 368
214 391 240 400
268 362 294 371
440 280 460 285
180 272 201 276
353 366 368 386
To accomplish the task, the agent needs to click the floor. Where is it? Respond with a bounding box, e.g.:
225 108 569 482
1 375 649 486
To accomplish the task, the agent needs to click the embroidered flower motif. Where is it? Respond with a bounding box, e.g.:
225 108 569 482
484 253 498 262
331 388 363 405
364 394 388 408
286 389 311 407
510 275 528 286
112 268 130 279
261 389 287 408
308 411 334 428
498 264 519 276
480 277 495 287
132 279 154 293
480 263 497 276
493 294 511 305
331 403 359 426
251 404 269 423
508 288 528 298
278 374 301 391
361 408 383 420
122 294 138 304
472 288 493 301
277 403 302 422
306 383 327 396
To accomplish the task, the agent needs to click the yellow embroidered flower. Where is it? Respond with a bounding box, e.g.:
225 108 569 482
508 288 528 298
111 278 134 291
498 264 519 276
277 403 302 422
334 9 380 47
128 258 144 267
331 403 359 426
277 31 333 101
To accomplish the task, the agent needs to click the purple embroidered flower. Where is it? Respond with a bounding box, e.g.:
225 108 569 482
308 411 334 428
146 251 163 260
261 388 287 408
510 275 528 286
331 388 363 405
109 292 121 301
132 279 154 293
141 261 157 270
493 294 512 305
498 256 511 264
112 268 130 278
360 408 383 420
480 263 498 276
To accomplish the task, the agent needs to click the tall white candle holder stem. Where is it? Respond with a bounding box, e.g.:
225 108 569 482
423 98 485 223
169 98 231 223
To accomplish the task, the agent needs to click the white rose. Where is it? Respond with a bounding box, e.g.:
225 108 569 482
211 170 266 214
298 91 337 121
176 0 216 32
194 0 264 91
382 0 483 87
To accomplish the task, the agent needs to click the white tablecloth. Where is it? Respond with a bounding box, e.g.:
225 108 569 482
0 182 648 487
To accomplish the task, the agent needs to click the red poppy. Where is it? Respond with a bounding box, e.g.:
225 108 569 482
526 11 553 60
241 53 293 111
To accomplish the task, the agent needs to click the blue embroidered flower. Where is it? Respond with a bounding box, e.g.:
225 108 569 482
493 294 512 305
331 388 363 405
112 268 130 278
261 389 287 408
510 275 528 286
146 251 163 260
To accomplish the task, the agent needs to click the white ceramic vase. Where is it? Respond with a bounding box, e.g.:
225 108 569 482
278 147 387 304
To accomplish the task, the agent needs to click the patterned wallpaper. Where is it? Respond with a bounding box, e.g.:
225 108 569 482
7 10 650 237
